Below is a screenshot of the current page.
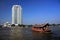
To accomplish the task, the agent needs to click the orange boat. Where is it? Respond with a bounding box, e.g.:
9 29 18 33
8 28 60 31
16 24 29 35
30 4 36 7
32 24 51 33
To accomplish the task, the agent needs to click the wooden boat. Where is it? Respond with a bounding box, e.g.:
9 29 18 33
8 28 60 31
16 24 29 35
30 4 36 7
32 24 51 33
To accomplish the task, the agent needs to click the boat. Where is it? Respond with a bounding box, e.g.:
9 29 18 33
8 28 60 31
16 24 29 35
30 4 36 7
32 24 51 33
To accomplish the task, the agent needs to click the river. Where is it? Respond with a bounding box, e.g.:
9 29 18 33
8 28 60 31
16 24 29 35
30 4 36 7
0 26 60 40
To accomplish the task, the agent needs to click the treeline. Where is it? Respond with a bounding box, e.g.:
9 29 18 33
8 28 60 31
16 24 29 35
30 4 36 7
49 24 60 26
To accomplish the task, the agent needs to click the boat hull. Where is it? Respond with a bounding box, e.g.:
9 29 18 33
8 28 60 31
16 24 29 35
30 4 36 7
32 27 51 33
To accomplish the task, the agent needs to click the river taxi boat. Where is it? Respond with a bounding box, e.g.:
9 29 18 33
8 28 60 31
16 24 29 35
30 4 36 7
32 24 51 33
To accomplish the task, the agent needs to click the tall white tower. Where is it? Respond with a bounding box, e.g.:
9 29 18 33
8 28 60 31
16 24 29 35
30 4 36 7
12 5 22 25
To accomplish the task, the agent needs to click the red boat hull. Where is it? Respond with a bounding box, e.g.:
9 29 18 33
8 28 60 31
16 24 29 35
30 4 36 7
32 27 51 32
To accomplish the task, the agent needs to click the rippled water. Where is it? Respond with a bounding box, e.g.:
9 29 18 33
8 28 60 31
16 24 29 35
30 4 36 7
0 26 60 40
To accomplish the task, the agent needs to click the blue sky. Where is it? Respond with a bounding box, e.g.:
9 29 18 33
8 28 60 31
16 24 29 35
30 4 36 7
0 0 60 24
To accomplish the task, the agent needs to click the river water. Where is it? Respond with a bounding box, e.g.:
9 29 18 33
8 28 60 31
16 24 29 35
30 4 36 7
0 26 60 40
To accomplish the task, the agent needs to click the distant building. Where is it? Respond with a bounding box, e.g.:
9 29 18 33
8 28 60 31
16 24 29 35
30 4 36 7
12 5 22 25
3 22 11 27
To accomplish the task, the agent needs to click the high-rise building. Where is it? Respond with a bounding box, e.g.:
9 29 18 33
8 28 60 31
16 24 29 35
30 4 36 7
12 5 22 24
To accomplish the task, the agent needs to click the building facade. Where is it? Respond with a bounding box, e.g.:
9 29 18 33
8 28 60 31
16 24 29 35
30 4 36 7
12 5 22 24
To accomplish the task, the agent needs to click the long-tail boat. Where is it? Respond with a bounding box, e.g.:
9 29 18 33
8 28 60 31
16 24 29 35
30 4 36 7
32 23 51 33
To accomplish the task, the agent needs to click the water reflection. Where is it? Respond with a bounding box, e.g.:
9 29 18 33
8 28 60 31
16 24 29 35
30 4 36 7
10 27 24 40
32 31 52 40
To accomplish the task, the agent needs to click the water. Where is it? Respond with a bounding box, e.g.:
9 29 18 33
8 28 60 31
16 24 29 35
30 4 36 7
0 26 60 40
